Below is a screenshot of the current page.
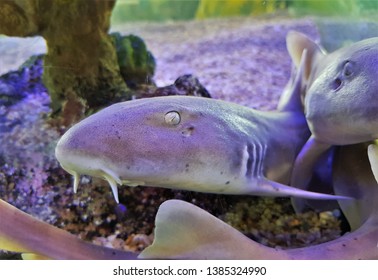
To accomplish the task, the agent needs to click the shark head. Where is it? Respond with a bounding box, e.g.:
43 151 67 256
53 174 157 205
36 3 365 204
287 32 378 144
55 96 267 202
306 38 378 144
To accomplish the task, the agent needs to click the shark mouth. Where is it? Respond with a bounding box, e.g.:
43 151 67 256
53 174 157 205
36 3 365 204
60 164 144 203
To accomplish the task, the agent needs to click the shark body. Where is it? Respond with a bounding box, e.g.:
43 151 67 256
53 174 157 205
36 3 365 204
0 199 138 260
55 50 350 203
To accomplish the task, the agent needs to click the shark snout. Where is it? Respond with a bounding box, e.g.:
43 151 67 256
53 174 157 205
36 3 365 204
55 132 124 203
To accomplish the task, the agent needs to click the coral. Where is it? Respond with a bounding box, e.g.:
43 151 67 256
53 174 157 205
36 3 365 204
0 0 129 121
111 33 156 88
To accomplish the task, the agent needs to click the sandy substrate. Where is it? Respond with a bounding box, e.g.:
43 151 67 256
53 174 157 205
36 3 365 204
113 17 319 109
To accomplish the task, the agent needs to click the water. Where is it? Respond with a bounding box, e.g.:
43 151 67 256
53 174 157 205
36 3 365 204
0 0 377 260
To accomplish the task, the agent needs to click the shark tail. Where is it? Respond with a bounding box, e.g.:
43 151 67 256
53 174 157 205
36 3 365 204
139 199 286 260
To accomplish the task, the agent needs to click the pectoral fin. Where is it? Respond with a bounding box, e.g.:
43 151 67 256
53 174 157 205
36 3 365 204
367 141 378 183
259 178 352 201
290 136 332 211
334 144 377 231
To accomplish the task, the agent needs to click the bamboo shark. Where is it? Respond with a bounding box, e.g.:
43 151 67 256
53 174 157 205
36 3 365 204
55 50 351 203
140 143 378 259
287 32 378 209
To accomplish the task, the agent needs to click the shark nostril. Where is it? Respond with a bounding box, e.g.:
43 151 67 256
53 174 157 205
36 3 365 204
181 126 195 137
332 78 342 91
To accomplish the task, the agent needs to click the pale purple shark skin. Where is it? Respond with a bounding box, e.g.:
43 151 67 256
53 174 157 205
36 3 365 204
140 144 378 260
287 32 378 208
0 145 373 260
0 199 138 260
55 96 315 200
55 48 355 203
55 50 354 204
287 32 378 134
333 143 378 231
140 200 377 260
304 37 378 144
140 155 378 261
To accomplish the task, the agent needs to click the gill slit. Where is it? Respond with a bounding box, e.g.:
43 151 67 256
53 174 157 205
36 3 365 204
245 141 267 179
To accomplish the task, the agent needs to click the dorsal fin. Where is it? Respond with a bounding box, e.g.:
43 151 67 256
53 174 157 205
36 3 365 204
286 31 326 81
140 199 377 260
139 199 285 259
277 48 307 112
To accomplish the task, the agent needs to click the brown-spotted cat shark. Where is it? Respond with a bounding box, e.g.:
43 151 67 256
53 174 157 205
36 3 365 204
55 49 351 203
287 32 378 210
140 143 378 259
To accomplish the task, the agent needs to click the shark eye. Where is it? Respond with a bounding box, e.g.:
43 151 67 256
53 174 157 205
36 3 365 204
342 61 353 77
164 111 181 125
